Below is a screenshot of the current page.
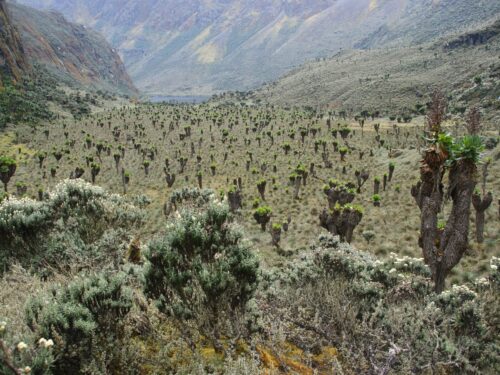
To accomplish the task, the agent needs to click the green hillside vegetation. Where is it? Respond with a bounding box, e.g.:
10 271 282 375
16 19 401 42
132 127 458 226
0 67 128 129
250 20 500 120
1 1 137 129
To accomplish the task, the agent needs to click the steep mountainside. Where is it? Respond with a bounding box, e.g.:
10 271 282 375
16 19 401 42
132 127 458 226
250 19 500 118
8 3 137 96
16 0 500 96
0 0 28 83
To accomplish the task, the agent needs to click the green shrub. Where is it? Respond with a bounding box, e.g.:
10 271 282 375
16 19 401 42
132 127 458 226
0 179 143 273
0 322 55 375
144 193 259 345
25 272 133 374
261 234 499 374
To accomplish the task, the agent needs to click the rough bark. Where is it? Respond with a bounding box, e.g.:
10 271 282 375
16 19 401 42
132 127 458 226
472 192 493 243
271 226 281 248
227 189 242 213
355 170 369 193
165 173 176 188
257 183 266 201
412 155 477 293
293 176 302 199
319 208 362 243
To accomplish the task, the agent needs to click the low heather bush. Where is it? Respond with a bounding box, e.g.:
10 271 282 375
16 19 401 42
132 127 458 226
0 179 143 273
24 272 133 374
260 234 499 374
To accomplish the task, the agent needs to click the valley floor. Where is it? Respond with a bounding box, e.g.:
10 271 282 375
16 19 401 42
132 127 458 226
0 101 499 374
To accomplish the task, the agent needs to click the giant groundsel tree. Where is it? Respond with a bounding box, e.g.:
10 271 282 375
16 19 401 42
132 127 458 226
411 91 485 293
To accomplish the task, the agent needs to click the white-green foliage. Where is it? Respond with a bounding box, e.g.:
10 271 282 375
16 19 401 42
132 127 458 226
262 234 499 374
169 187 216 207
24 272 133 374
0 322 55 375
166 187 219 215
144 188 259 342
0 179 143 272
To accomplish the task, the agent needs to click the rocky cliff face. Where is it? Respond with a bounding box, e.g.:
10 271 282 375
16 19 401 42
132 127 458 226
444 19 500 50
0 0 29 83
8 3 137 95
16 0 500 96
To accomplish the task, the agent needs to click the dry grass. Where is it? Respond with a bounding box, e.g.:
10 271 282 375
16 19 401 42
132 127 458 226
4 103 499 281
253 34 500 119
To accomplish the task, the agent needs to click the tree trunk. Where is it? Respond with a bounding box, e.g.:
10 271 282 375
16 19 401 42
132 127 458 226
439 162 477 274
475 210 485 243
472 192 492 243
293 176 302 199
413 158 476 293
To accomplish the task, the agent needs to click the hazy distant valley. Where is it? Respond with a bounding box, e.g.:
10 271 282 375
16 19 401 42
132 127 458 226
16 0 500 97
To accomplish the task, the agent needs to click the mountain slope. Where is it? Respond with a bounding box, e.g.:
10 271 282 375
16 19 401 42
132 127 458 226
8 3 137 96
0 0 29 83
16 0 500 96
250 19 500 117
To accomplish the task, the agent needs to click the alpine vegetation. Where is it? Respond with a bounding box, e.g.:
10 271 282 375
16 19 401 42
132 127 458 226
1 1 499 372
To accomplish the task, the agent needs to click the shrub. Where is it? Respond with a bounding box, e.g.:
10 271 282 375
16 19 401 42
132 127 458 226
25 272 133 374
261 234 499 374
144 193 259 347
362 230 376 244
0 179 143 273
0 323 55 375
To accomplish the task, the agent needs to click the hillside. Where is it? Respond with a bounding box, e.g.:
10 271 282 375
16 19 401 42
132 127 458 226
8 3 137 96
250 19 500 119
0 0 28 83
1 1 138 128
16 0 500 96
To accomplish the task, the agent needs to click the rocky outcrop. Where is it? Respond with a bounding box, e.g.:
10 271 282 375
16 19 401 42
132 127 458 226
0 0 29 83
444 19 500 50
8 3 137 96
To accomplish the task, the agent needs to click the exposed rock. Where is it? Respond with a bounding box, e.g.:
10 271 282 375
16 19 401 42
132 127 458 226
0 0 29 83
7 2 137 96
